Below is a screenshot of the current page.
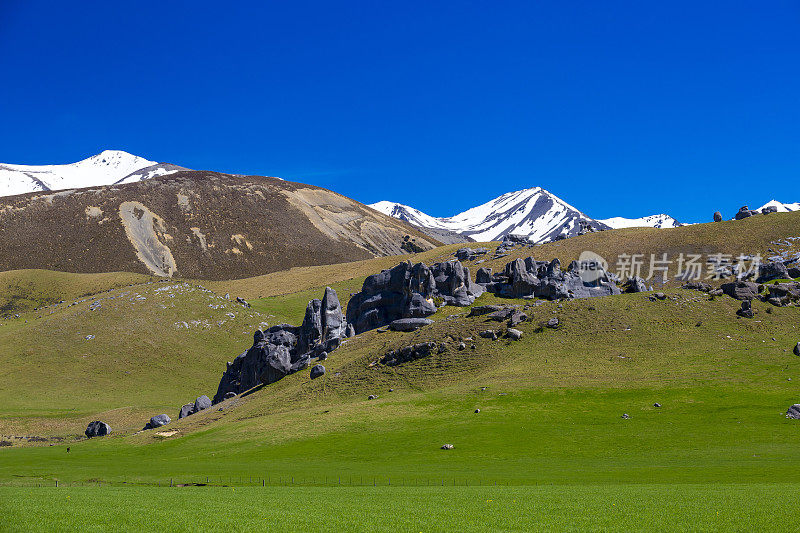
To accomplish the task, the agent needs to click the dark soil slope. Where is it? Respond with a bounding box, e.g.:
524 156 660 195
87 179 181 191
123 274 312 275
0 171 439 280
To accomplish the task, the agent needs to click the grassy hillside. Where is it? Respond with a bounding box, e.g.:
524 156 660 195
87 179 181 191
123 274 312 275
1 213 799 529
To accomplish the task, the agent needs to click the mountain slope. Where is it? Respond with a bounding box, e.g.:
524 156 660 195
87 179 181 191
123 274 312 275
0 171 439 279
0 150 183 197
598 214 682 229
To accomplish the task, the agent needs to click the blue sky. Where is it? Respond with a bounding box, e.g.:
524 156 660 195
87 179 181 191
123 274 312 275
1 1 798 222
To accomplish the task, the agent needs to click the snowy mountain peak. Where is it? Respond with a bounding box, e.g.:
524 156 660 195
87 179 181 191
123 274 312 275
756 200 800 213
0 150 184 198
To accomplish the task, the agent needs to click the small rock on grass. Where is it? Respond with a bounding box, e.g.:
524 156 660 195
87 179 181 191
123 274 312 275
441 444 454 450
621 413 631 419
474 409 480 413
787 404 800 419
368 395 377 400
794 343 800 357
653 403 661 408
506 328 523 341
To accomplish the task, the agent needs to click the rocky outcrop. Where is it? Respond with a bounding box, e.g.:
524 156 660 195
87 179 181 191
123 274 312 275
346 260 483 334
757 261 790 283
734 206 758 220
454 247 488 261
85 421 111 438
721 281 760 301
213 287 346 401
765 282 800 307
481 257 620 300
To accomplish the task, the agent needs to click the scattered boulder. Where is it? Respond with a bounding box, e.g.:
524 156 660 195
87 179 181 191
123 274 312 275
84 421 110 438
318 351 328 360
479 330 498 340
468 305 505 317
310 364 325 379
474 409 481 413
721 281 760 301
653 403 661 408
236 297 251 308
788 267 800 279
144 414 171 430
762 205 779 215
682 281 712 292
713 211 722 222
441 444 454 450
381 342 438 366
765 283 800 307
388 318 434 332
458 342 466 350
794 343 800 357
368 395 377 400
546 317 560 329
454 247 488 261
787 404 800 419
621 414 631 419
654 292 667 300
506 328 523 341
736 300 754 318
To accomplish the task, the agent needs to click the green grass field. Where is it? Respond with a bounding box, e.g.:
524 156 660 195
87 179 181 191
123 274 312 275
1 213 800 530
3 484 799 532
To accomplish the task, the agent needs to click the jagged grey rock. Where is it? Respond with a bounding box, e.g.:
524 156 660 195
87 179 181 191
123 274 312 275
757 262 790 283
713 211 722 222
787 404 800 419
214 287 347 402
736 300 754 318
85 421 111 438
794 343 800 357
623 277 648 293
194 395 212 412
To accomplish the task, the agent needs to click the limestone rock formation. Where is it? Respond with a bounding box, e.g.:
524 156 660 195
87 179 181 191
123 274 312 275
213 287 346 401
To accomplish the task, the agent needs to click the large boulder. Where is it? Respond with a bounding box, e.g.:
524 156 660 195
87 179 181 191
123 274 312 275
765 282 800 307
713 211 723 222
721 281 760 300
179 404 194 419
389 318 433 332
85 421 111 438
762 205 778 214
475 267 493 284
757 262 790 283
145 414 171 430
194 395 212 413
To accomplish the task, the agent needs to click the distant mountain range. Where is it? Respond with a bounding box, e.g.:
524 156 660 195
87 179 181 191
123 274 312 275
0 151 796 246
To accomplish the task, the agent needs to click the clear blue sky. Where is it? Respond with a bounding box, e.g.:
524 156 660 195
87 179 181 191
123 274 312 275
1 1 798 222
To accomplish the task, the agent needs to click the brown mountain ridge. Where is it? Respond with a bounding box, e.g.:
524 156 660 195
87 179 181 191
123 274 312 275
0 171 440 280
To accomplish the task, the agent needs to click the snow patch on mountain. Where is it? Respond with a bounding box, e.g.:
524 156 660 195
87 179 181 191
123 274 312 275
0 150 182 197
597 214 682 229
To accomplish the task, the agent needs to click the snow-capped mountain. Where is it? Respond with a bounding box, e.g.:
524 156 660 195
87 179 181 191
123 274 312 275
598 214 681 229
756 200 800 213
0 150 185 197
371 187 685 243
371 187 611 243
